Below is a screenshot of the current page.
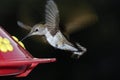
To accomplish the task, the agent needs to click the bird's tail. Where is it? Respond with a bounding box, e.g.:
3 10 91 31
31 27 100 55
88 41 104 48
71 43 87 59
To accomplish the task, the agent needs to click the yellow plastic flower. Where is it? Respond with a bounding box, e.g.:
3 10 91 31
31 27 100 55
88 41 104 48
0 36 13 53
12 36 25 49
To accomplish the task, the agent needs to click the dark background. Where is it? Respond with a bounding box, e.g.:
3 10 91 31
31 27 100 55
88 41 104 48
0 0 120 80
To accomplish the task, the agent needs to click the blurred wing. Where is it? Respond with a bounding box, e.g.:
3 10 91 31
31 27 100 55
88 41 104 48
17 21 32 31
65 10 97 35
45 0 60 36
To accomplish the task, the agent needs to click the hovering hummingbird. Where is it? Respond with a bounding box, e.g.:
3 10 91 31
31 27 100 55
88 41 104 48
17 0 87 58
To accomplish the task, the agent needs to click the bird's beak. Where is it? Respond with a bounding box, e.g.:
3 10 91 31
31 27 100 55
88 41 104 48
20 32 31 41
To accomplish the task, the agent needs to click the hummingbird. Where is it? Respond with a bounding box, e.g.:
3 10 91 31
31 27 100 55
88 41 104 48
17 0 87 59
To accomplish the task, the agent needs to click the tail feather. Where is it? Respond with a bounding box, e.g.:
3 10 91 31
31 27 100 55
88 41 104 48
76 43 87 53
71 43 87 59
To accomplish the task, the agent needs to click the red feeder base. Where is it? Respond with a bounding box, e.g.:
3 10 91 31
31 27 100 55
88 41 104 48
0 26 56 77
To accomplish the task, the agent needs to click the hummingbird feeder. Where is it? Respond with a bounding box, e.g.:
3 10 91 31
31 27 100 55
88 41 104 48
0 26 56 77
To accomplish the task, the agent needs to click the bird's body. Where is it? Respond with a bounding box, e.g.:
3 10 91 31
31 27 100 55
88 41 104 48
45 28 77 51
17 0 87 58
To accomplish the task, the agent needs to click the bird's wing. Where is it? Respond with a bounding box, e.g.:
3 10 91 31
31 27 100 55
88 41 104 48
45 0 60 36
17 21 32 31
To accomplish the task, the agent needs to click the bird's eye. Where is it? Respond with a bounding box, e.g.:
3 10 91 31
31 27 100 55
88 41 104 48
35 28 39 32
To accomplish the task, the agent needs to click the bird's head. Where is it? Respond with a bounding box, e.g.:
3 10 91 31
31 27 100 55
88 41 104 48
21 24 46 41
30 24 46 36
